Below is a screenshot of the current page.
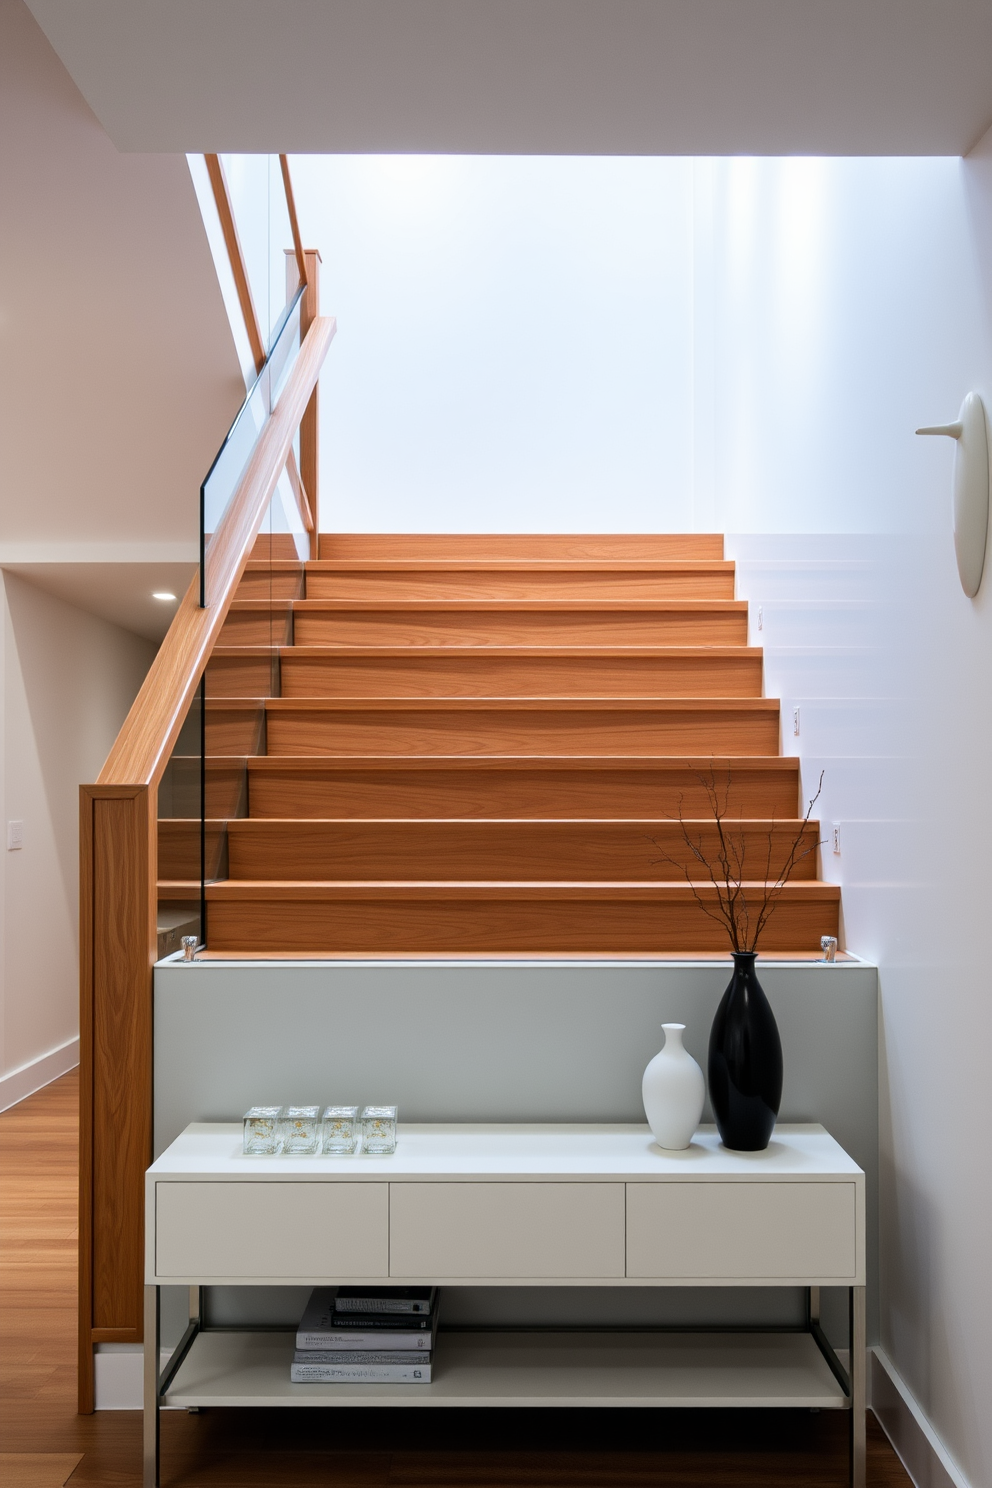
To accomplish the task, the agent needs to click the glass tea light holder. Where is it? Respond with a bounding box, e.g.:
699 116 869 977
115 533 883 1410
280 1105 321 1155
362 1105 397 1155
243 1106 283 1156
321 1105 360 1154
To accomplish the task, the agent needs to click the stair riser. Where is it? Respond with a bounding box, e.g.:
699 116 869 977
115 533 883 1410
225 821 820 881
246 766 800 820
205 706 265 756
264 706 781 757
206 655 279 699
205 895 838 954
160 760 248 820
292 611 748 647
158 822 228 880
220 611 293 646
304 573 736 602
236 572 305 601
318 534 726 561
250 534 302 560
276 653 763 700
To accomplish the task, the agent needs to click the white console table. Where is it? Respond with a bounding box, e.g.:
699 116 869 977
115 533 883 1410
144 1122 866 1487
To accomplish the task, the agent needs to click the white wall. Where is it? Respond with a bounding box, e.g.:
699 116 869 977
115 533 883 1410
291 154 696 533
0 572 154 1109
696 153 992 1488
287 146 992 1485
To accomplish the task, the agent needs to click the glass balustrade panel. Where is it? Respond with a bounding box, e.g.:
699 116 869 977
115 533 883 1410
200 287 304 606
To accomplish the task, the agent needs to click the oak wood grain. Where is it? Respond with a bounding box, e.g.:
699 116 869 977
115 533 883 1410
235 562 306 600
205 154 266 373
261 697 782 757
278 154 308 291
78 786 155 1389
244 756 801 820
291 601 748 647
205 650 279 699
299 249 321 557
224 817 820 881
304 564 736 602
204 701 266 756
317 533 727 560
273 646 764 700
204 879 840 954
219 601 294 646
248 534 302 560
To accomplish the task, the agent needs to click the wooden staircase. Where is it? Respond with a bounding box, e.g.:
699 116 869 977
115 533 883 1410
162 533 839 956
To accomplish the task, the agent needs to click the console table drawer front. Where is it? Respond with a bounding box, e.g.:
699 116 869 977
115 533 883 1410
626 1182 857 1280
389 1182 626 1279
155 1182 389 1279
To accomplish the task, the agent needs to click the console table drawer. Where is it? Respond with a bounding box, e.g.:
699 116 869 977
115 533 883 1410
626 1182 858 1281
155 1182 388 1279
389 1182 625 1278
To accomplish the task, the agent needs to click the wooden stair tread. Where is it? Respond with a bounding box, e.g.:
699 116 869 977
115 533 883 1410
258 697 780 712
303 559 736 573
243 754 797 771
223 817 819 882
241 757 801 817
204 880 839 900
212 645 761 659
208 531 838 954
284 599 749 613
318 533 726 560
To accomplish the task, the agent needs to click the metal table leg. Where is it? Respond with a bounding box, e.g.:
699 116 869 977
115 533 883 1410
850 1285 866 1488
143 1286 160 1488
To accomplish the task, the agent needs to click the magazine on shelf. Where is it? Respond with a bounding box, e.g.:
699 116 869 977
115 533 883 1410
296 1287 435 1350
292 1349 430 1366
290 1357 432 1384
334 1286 437 1315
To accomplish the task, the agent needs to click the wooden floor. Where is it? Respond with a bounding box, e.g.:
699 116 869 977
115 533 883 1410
2 1072 912 1487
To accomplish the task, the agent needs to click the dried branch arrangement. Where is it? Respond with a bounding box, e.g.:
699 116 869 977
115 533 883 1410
653 768 824 953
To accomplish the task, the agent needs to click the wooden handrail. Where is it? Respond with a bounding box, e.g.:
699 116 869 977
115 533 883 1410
279 153 308 291
98 314 335 789
204 153 314 537
285 451 315 532
205 153 267 376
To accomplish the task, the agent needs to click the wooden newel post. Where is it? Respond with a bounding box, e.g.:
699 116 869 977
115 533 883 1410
78 784 158 1410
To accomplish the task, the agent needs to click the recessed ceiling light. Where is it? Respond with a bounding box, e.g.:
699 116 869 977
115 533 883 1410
152 591 177 602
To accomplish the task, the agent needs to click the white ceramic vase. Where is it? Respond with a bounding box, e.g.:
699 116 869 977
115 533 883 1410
641 1023 705 1150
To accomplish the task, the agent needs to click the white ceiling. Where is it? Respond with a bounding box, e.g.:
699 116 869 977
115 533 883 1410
22 0 992 157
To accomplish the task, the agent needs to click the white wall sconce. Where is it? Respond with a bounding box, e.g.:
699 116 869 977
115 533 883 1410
916 392 990 598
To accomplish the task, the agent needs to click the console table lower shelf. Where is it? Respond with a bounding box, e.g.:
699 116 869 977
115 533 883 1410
162 1328 849 1410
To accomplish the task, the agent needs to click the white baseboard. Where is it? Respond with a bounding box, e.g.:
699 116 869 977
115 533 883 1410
95 1344 179 1411
872 1348 972 1488
0 1035 79 1113
94 1344 143 1410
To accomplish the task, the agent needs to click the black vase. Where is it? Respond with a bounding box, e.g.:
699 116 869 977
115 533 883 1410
708 951 783 1151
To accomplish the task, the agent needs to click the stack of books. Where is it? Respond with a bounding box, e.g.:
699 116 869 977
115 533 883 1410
291 1286 438 1383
